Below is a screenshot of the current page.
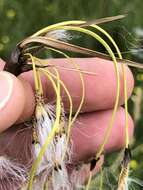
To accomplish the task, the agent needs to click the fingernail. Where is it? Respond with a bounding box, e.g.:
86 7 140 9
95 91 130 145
0 71 13 110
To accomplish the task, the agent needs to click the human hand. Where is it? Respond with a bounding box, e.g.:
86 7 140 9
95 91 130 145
0 57 134 176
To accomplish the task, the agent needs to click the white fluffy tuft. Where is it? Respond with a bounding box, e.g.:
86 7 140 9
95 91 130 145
0 156 27 190
33 103 73 189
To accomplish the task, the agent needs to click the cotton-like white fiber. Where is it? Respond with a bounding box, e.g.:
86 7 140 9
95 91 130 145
70 167 84 190
52 165 71 190
34 104 55 175
33 102 72 189
0 156 27 190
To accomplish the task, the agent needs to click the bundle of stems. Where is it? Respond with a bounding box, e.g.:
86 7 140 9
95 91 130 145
2 15 142 190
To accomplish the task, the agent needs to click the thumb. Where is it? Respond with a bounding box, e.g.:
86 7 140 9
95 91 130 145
0 71 31 132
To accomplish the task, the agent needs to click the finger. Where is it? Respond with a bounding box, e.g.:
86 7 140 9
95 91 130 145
0 58 134 128
20 58 134 112
0 70 35 132
0 108 133 170
71 107 134 162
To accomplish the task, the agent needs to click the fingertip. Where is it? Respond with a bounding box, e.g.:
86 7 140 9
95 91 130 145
113 107 134 149
72 107 134 161
98 107 134 153
126 65 135 96
119 65 134 104
0 71 25 132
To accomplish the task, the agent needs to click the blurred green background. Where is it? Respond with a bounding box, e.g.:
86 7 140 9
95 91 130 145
0 0 143 189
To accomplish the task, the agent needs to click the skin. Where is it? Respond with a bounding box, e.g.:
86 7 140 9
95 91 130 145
0 57 134 176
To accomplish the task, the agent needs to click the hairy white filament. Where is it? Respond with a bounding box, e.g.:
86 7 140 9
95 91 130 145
70 167 84 190
52 164 71 190
46 29 78 42
0 156 27 190
34 104 55 174
33 103 72 189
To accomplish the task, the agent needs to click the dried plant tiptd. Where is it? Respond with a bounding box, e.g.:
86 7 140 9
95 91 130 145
1 15 140 190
